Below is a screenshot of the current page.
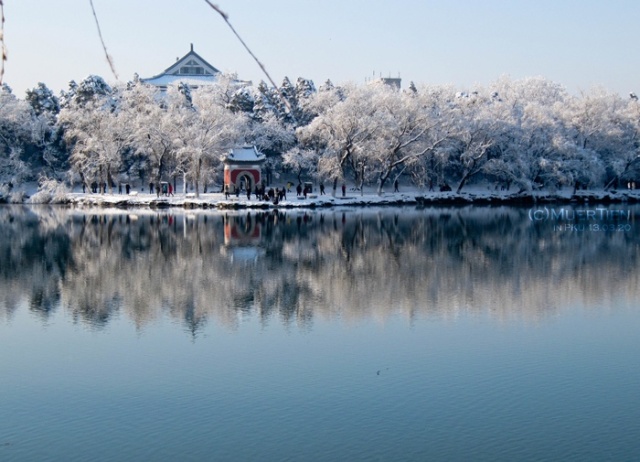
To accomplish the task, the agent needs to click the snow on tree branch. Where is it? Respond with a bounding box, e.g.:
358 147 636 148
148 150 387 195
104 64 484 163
0 1 6 86
89 0 118 80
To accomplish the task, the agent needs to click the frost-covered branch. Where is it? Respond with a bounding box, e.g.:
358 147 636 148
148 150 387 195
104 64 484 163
89 0 118 80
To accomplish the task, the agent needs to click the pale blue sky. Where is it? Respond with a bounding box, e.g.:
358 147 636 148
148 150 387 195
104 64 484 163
5 0 639 97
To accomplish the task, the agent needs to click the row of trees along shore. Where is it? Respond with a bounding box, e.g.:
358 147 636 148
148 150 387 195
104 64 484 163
2 73 640 198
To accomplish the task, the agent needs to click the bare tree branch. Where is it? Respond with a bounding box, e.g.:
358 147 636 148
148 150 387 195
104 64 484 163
203 1 294 117
89 0 118 80
0 1 6 86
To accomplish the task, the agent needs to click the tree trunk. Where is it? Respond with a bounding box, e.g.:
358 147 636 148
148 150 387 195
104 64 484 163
107 165 114 194
79 171 87 193
195 158 202 198
456 173 471 194
377 169 392 195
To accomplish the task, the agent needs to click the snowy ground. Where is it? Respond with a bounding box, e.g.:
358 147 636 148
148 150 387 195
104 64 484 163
63 188 418 209
55 187 640 209
4 181 640 208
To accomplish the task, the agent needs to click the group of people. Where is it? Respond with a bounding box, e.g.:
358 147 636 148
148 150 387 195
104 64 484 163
85 181 130 194
224 182 288 204
88 181 107 194
295 183 315 198
294 182 331 198
149 182 174 197
81 179 408 197
228 180 345 201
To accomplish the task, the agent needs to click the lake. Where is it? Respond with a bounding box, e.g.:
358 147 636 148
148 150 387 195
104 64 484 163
1 204 639 461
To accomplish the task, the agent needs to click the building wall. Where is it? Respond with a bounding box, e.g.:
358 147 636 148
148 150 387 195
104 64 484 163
224 165 262 192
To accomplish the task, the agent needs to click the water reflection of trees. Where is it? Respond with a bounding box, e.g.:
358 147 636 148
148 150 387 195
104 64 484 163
1 205 639 332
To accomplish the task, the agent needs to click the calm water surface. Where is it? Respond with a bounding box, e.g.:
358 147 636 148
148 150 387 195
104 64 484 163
1 205 639 461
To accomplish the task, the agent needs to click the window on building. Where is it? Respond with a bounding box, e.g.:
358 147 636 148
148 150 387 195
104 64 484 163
180 66 205 75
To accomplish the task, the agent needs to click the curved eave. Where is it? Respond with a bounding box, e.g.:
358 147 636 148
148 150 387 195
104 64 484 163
140 75 218 87
223 158 266 165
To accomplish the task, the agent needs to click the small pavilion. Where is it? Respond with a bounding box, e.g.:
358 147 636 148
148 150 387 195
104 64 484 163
223 146 266 193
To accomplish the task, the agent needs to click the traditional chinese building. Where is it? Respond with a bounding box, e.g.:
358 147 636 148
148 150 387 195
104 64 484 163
223 146 266 193
140 44 220 91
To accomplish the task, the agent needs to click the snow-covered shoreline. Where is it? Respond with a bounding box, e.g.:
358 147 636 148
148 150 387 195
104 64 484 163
4 188 639 209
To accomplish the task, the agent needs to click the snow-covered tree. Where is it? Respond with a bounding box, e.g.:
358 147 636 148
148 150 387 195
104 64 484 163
173 87 248 197
0 86 32 184
25 82 60 116
444 89 505 193
292 77 317 126
253 80 282 122
559 88 626 189
4 70 640 197
120 82 182 189
206 72 252 111
364 83 447 194
60 86 133 193
249 112 296 158
251 76 316 129
24 82 68 178
60 75 112 108
608 96 640 188
282 147 318 185
479 87 557 191
227 85 255 114
296 84 379 194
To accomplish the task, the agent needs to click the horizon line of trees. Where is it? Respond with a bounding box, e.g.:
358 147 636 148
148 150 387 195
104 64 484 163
1 73 640 199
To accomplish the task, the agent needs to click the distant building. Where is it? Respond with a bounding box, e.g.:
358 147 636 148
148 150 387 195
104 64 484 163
366 73 402 90
140 44 220 91
377 77 402 90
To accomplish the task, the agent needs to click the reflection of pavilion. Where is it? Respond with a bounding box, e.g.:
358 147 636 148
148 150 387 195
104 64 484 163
221 214 265 262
